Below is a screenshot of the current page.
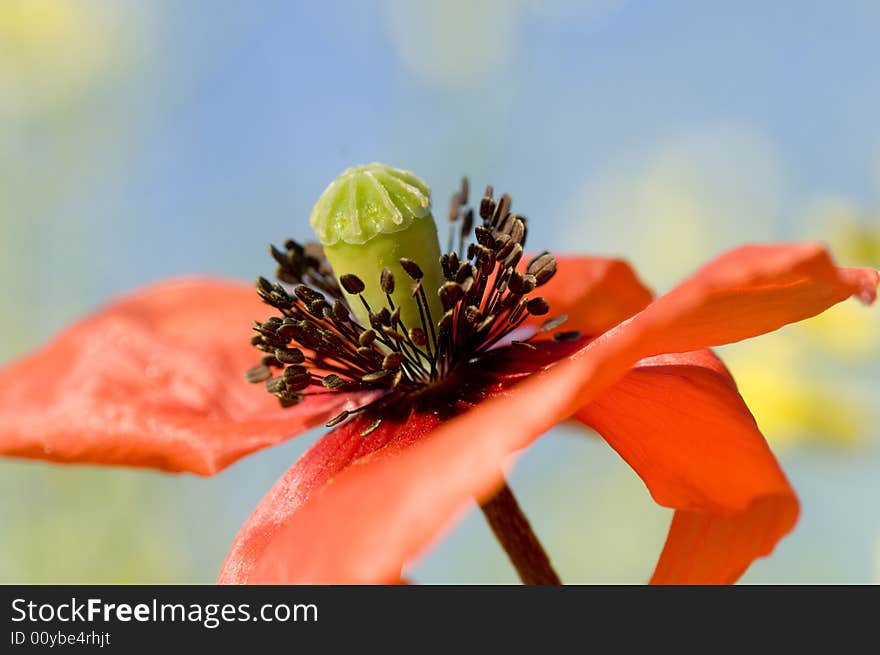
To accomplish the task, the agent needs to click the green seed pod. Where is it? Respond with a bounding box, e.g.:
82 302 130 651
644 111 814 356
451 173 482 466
309 163 444 331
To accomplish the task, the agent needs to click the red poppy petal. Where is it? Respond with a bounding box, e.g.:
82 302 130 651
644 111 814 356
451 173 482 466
0 277 355 475
237 243 874 583
619 243 879 357
218 410 441 584
576 349 799 583
650 497 799 584
538 243 879 428
527 255 653 336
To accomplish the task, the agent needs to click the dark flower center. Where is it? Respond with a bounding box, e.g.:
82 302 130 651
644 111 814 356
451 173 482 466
246 179 576 430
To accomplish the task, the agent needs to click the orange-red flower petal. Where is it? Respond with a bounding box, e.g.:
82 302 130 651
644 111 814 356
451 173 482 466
240 243 876 583
650 497 799 584
0 278 355 475
219 410 441 584
221 254 654 582
616 242 878 357
527 255 653 336
576 349 799 583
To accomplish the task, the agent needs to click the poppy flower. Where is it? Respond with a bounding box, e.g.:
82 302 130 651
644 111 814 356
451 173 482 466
1 163 877 585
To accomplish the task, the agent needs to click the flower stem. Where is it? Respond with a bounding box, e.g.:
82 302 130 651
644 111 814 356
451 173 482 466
480 481 561 585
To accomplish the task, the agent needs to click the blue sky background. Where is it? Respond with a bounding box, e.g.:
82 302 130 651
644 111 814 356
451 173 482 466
1 0 878 583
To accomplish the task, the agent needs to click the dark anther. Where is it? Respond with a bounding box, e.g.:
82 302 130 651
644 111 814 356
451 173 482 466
358 330 377 346
357 347 384 366
275 348 305 364
399 258 424 280
322 374 347 390
318 329 345 350
362 369 395 383
252 318 273 334
455 262 476 284
464 305 483 323
382 353 404 370
282 364 308 379
409 327 427 346
553 330 582 342
479 193 495 220
478 252 497 276
439 282 465 311
540 315 568 332
504 243 524 269
511 340 537 350
492 193 512 228
308 299 330 317
340 273 365 295
472 244 494 264
332 299 350 322
277 394 302 409
326 411 349 428
496 237 516 260
294 284 323 304
527 252 557 285
459 177 469 205
526 297 550 316
505 217 526 246
440 254 453 280
474 225 496 249
293 325 322 350
508 271 537 296
257 277 273 294
266 288 293 311
283 371 312 392
245 365 272 384
276 320 299 340
269 244 289 267
449 193 461 222
381 267 395 294
360 418 383 437
441 252 460 280
391 370 404 389
460 208 474 239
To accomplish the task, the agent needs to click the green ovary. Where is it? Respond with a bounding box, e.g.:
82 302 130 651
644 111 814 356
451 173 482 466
324 214 444 331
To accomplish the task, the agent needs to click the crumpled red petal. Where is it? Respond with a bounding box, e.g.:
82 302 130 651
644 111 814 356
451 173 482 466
576 350 799 583
528 255 653 336
238 244 876 583
650 497 799 584
0 278 357 475
219 410 441 584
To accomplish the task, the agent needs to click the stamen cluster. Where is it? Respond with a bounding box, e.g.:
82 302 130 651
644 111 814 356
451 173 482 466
247 179 565 427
